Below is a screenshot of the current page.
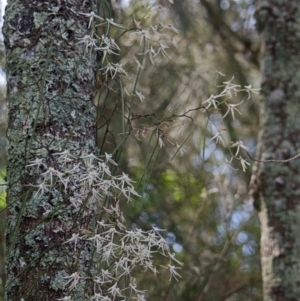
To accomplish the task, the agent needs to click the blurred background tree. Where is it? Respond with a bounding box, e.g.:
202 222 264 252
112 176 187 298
0 0 263 300
251 1 300 300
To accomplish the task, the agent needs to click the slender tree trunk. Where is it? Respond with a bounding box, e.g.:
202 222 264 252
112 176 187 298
4 1 96 299
251 1 300 300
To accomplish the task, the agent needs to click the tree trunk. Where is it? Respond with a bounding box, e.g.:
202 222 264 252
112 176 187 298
252 1 300 300
4 1 96 300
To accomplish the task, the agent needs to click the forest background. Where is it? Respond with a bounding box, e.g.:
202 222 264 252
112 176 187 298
0 0 263 300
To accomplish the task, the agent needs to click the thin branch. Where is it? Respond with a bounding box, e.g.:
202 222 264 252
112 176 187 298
247 152 300 163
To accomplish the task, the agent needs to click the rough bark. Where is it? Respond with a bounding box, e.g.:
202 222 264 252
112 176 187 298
251 1 300 300
4 1 96 300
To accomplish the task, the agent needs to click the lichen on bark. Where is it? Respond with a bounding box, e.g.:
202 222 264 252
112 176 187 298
4 0 97 299
252 1 300 300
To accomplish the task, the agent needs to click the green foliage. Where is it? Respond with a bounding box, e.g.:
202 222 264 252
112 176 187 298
124 159 261 300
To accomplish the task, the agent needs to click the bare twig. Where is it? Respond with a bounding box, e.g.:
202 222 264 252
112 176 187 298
247 152 300 163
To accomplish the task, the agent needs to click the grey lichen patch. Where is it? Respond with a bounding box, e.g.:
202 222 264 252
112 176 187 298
33 12 50 28
24 226 48 248
267 88 285 103
51 270 86 301
50 270 68 291
278 140 294 151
